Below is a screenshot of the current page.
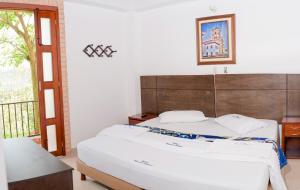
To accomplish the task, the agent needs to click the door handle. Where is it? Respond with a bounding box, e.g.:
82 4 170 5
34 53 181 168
39 81 42 91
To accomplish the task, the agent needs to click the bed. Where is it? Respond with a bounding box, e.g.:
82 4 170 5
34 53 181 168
77 116 285 190
77 74 291 190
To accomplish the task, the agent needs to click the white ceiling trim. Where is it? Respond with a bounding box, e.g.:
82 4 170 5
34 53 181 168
64 0 131 12
134 0 199 12
65 0 199 12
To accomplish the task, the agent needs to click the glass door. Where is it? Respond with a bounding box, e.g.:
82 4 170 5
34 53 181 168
35 10 64 156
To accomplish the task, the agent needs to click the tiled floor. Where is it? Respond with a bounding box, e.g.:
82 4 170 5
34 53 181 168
282 159 300 190
61 153 300 190
60 153 109 190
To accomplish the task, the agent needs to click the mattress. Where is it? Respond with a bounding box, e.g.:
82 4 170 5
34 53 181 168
77 118 281 190
139 117 278 141
78 133 270 190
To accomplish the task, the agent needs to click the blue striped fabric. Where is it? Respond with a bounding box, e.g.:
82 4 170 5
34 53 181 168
129 124 287 168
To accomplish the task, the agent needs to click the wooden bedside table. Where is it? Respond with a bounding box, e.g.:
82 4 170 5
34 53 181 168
128 113 157 125
282 117 300 158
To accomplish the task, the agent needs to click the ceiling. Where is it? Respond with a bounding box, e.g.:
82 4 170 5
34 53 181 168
65 0 197 12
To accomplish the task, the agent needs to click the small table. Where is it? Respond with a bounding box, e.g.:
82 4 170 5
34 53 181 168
4 138 73 190
282 117 300 158
128 113 157 125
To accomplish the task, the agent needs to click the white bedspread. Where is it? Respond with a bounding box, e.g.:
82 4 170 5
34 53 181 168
205 140 286 190
78 124 286 190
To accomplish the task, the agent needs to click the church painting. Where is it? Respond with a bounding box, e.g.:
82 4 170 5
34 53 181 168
196 14 236 65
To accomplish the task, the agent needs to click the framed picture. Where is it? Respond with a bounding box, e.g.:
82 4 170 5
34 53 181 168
196 14 236 65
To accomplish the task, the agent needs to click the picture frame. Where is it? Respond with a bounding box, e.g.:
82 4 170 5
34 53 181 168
196 14 236 65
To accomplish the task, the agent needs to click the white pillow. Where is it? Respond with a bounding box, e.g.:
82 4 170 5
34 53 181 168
215 114 265 135
159 110 207 123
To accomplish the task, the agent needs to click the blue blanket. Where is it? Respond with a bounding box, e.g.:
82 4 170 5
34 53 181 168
132 125 287 168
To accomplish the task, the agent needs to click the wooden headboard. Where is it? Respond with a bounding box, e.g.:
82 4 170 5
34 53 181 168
215 74 286 122
141 75 215 117
287 75 300 116
141 74 300 122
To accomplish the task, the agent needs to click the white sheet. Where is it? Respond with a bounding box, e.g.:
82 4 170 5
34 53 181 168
139 117 278 140
78 124 286 190
98 124 149 138
78 135 269 190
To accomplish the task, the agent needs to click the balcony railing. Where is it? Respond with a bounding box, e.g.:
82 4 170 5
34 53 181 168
0 100 40 139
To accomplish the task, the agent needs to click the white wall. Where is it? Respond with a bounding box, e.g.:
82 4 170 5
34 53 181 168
64 2 133 147
136 0 300 75
64 0 300 146
0 138 8 190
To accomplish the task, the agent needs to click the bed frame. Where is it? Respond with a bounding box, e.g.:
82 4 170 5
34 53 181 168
78 74 300 189
77 159 142 190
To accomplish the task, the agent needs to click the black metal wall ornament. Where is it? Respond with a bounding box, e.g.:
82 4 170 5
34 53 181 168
83 44 117 58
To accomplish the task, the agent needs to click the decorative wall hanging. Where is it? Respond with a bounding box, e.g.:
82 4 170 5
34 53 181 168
83 44 117 58
196 14 236 65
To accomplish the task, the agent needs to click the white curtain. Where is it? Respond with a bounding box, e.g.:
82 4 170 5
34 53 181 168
0 137 8 190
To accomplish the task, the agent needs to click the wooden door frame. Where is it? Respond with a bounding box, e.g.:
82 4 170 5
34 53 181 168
0 3 57 11
0 3 66 155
